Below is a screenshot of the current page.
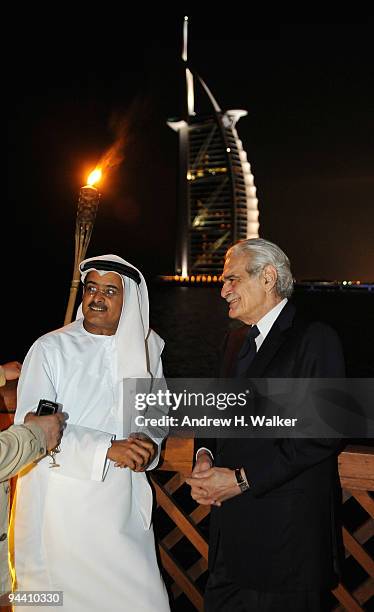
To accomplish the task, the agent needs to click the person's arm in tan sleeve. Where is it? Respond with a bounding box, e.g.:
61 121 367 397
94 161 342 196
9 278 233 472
0 423 47 481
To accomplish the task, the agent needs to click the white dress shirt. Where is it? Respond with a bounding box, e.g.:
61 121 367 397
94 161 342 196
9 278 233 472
255 298 288 350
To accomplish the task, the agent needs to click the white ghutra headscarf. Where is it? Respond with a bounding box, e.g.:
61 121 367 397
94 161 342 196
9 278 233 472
76 254 164 380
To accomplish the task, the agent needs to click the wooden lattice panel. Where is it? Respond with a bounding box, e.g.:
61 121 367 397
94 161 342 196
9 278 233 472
152 437 208 611
155 441 373 612
332 447 374 612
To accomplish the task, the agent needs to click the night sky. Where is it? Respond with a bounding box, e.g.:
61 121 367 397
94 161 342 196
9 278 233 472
5 19 373 362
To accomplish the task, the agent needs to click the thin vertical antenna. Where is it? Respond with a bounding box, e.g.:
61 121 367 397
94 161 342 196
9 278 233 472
182 15 188 62
183 16 195 116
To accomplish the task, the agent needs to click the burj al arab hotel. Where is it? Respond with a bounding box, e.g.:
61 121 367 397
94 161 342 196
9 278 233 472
168 17 260 279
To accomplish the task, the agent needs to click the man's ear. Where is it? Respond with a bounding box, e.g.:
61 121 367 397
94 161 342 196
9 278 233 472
263 265 277 293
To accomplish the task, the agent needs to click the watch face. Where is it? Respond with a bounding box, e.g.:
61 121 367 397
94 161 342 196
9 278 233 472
235 468 249 492
235 468 245 483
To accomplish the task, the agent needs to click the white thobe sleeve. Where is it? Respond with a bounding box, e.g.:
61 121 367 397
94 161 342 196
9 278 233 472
144 356 169 471
53 423 114 481
15 340 114 481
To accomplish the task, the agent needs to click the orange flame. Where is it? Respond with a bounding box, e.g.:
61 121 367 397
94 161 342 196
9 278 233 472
87 168 102 187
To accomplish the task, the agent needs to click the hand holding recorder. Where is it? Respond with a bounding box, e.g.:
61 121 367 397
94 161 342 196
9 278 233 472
24 399 67 452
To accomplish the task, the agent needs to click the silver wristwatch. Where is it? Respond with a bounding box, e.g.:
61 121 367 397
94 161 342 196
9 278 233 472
235 468 250 493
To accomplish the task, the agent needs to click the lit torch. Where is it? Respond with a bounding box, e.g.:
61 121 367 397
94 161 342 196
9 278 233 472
63 168 102 325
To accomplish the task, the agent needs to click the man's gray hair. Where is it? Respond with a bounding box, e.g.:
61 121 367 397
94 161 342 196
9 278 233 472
227 238 294 298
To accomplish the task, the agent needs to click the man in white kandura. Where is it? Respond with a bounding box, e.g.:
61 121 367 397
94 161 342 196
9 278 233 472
12 254 170 612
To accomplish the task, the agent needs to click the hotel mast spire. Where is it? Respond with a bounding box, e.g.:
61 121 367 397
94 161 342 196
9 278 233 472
183 16 195 117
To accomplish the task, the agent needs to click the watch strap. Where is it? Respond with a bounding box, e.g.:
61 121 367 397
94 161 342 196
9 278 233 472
234 468 250 492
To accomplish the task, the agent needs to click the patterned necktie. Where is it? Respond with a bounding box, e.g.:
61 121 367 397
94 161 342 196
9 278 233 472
235 325 260 377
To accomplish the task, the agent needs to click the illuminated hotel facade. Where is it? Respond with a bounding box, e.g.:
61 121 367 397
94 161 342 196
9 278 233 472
168 18 259 278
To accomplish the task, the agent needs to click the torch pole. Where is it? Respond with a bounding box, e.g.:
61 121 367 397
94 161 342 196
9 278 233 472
64 185 100 325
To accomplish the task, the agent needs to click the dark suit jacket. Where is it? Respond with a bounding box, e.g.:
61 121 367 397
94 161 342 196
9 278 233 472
207 301 345 592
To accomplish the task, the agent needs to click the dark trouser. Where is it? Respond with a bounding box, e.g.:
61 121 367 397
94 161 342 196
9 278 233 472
205 533 330 612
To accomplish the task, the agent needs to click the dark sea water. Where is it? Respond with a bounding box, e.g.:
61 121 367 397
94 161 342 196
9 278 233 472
2 283 373 378
149 285 374 378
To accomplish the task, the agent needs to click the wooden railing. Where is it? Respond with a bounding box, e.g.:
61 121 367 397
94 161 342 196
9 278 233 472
1 383 373 611
154 439 374 612
333 446 374 611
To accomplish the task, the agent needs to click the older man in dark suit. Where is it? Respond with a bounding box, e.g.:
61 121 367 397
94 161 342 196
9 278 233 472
187 238 345 612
